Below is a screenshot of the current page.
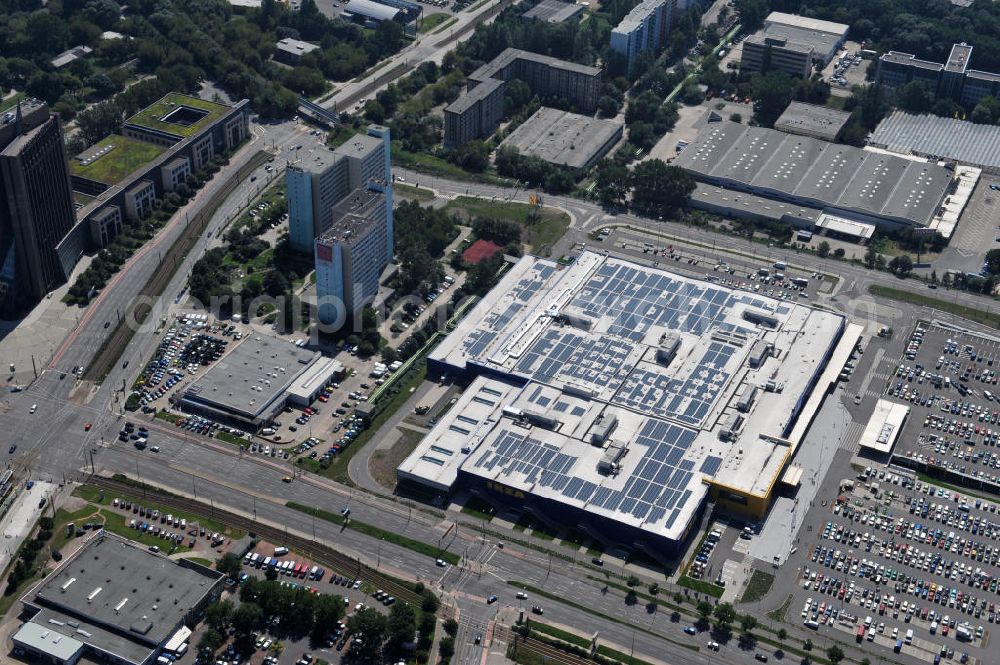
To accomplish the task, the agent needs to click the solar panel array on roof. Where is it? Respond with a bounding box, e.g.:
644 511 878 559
473 418 698 528
514 329 634 389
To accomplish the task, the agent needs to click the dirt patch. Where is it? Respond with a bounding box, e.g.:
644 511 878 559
369 428 424 490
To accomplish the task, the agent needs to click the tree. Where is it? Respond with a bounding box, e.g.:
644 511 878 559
776 628 787 641
630 160 696 217
232 602 263 635
729 112 742 123
444 618 459 637
864 245 879 269
750 72 796 127
598 95 621 118
381 346 398 364
594 159 630 206
803 638 813 651
817 241 830 258
696 600 714 619
985 249 1000 275
713 603 736 630
625 590 638 605
348 607 388 659
386 602 417 654
204 600 233 631
198 628 223 655
888 254 914 277
312 593 345 643
216 552 242 580
895 81 935 114
826 645 844 665
739 615 757 633
972 96 1000 125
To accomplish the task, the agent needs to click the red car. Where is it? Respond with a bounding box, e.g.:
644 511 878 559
84 423 92 431
318 395 329 402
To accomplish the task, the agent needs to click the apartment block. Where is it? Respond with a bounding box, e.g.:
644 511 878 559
444 49 602 149
610 0 672 75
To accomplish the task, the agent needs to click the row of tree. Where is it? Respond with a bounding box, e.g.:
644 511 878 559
594 159 696 217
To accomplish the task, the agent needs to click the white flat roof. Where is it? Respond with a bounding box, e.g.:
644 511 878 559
287 357 343 400
12 622 84 662
408 253 847 540
816 213 876 239
858 398 911 454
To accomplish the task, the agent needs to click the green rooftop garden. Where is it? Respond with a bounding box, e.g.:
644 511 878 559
70 134 167 185
124 93 230 138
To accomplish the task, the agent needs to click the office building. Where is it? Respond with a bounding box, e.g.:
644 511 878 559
12 532 225 665
315 188 391 324
274 37 320 66
287 125 392 253
610 0 671 75
74 93 250 249
877 42 1000 108
399 252 858 554
444 49 602 149
0 102 79 317
740 12 848 78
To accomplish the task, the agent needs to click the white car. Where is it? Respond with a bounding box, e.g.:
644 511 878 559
29 404 36 414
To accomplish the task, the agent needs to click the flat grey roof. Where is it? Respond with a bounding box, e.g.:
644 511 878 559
181 334 318 419
674 120 952 227
946 43 973 73
320 188 384 246
499 107 622 169
880 51 943 72
613 0 665 35
765 11 848 37
23 533 222 664
746 13 847 62
522 0 583 23
869 111 1000 171
276 37 320 56
469 48 601 82
774 101 851 141
13 622 84 662
445 78 505 115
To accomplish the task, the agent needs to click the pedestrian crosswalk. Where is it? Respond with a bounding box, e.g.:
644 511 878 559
841 421 865 452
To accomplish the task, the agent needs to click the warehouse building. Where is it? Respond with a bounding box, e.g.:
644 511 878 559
343 0 419 32
399 252 859 554
178 334 343 429
869 111 1000 175
674 120 961 234
444 48 603 150
522 0 585 23
740 12 848 78
499 107 623 169
12 532 224 665
773 101 851 142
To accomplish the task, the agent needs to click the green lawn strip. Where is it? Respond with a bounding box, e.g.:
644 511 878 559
429 16 457 34
527 621 591 648
69 134 166 184
285 501 460 565
914 471 997 502
464 0 492 11
155 410 184 424
677 575 723 598
214 430 248 446
460 496 495 521
868 284 1000 329
96 508 190 552
72 484 238 536
419 12 450 32
186 556 214 567
766 594 792 622
596 645 655 665
506 582 699 652
317 363 427 484
394 183 436 201
444 197 569 255
391 146 512 185
740 570 775 604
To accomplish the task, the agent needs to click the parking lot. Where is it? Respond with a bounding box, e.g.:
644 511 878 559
819 42 870 95
887 323 1000 490
937 175 1000 276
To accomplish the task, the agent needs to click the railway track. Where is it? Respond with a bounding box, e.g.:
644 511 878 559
88 475 422 606
494 625 598 665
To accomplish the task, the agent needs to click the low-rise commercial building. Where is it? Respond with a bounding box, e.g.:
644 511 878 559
740 12 848 78
400 252 856 553
12 532 224 665
274 37 320 65
774 101 851 142
522 0 584 23
499 107 623 169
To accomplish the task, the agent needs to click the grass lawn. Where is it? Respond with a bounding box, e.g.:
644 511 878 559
95 507 190 552
916 471 996 502
596 645 656 665
766 594 793 622
69 134 167 185
285 502 459 564
869 284 1000 329
527 622 590 648
825 94 848 110
391 146 512 185
215 430 248 447
72 484 239 536
156 410 184 424
1 91 27 113
677 575 723 598
460 495 495 521
394 183 436 202
327 124 363 148
444 197 570 255
186 556 214 567
126 92 229 137
369 428 424 491
740 569 775 604
419 12 450 32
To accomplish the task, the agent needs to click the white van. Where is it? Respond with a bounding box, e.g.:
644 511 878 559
274 546 289 556
905 628 914 644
